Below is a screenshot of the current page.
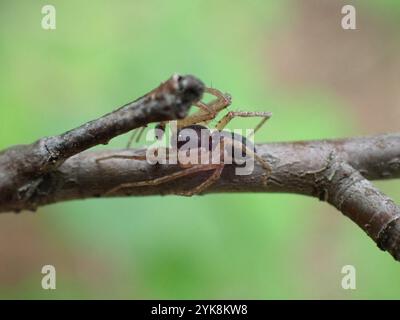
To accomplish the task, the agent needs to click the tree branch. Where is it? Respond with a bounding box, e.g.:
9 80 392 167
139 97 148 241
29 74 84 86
0 74 205 212
0 73 399 261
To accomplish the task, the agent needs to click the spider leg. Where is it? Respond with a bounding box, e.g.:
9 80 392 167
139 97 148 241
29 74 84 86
135 126 146 143
247 113 273 138
215 111 272 133
147 89 228 141
176 163 224 197
222 136 272 185
126 129 139 149
104 164 220 196
95 154 148 163
214 110 272 183
176 138 226 196
127 88 233 148
126 126 148 148
194 101 216 118
95 146 172 163
241 145 272 185
244 146 272 178
177 87 232 128
204 87 232 113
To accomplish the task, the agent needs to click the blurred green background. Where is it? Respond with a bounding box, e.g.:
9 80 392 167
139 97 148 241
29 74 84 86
0 0 399 299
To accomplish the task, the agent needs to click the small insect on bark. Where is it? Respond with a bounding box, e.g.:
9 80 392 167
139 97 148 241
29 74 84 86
96 87 272 196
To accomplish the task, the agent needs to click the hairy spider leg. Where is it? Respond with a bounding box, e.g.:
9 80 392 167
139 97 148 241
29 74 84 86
215 111 272 134
103 164 222 196
177 87 232 129
126 129 140 149
125 87 230 147
175 138 227 196
194 100 216 117
175 163 224 197
95 146 172 163
239 143 271 185
215 113 273 183
126 126 147 148
95 154 148 163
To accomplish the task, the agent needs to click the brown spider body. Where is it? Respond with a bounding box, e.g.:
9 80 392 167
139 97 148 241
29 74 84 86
97 87 272 196
175 124 256 166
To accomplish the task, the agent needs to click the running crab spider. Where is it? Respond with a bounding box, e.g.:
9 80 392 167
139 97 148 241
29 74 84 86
96 88 273 196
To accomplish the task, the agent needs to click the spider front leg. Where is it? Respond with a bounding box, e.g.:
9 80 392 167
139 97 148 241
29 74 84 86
177 87 232 128
203 87 232 115
194 100 216 118
216 112 273 184
194 87 232 117
215 111 272 135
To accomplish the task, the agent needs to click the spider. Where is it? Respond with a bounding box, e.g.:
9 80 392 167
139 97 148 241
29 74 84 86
126 87 234 147
96 88 272 196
